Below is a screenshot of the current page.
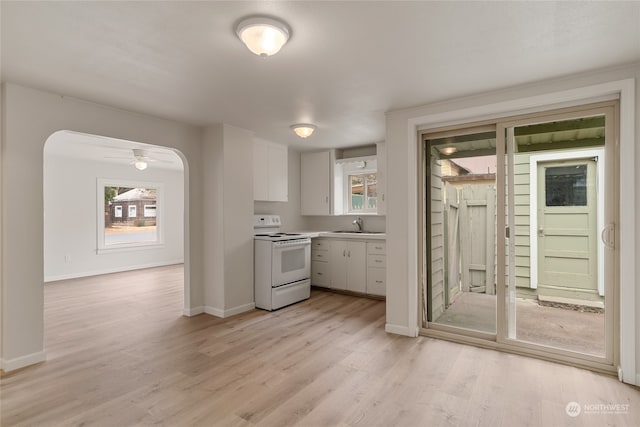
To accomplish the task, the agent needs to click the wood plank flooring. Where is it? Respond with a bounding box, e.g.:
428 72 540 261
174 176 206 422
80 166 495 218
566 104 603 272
1 264 639 426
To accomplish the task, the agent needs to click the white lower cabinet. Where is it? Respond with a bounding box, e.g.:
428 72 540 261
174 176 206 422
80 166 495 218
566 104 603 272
366 268 386 296
311 238 330 288
366 242 386 296
329 240 366 293
311 237 386 297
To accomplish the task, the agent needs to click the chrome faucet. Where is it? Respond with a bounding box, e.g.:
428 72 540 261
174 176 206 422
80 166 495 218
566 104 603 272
353 216 363 232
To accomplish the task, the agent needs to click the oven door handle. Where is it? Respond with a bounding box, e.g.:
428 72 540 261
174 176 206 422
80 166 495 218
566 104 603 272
272 238 311 248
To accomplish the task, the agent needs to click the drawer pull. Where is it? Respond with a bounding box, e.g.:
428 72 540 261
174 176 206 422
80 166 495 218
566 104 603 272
317 272 323 276
375 260 382 263
376 280 383 284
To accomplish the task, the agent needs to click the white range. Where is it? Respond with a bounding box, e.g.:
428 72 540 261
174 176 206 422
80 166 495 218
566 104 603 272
253 215 317 310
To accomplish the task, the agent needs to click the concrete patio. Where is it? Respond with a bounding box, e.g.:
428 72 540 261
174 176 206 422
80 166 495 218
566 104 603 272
433 292 605 356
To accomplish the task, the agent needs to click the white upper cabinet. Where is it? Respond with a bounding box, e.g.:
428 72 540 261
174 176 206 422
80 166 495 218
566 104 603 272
267 143 288 201
301 151 332 215
376 142 387 215
254 139 288 202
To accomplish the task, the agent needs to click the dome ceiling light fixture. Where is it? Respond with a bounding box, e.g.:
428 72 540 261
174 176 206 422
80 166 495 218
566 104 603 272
134 160 148 171
291 123 317 138
235 16 290 57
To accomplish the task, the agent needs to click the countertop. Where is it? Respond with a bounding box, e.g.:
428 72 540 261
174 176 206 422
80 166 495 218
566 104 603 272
298 231 386 240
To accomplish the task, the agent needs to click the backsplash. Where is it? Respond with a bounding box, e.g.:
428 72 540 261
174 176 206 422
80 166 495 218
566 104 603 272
301 215 386 233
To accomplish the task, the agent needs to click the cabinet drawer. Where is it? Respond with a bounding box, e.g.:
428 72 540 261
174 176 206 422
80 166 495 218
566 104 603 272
367 254 386 268
312 239 330 250
367 242 386 255
311 260 330 288
312 250 329 261
367 268 386 296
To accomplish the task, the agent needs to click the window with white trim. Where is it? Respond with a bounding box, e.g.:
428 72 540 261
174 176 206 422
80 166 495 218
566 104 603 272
333 156 378 215
348 173 377 213
144 205 157 217
98 179 163 252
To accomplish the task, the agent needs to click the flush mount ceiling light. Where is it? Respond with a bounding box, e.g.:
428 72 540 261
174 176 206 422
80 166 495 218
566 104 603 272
290 123 316 138
134 160 148 171
133 149 149 170
236 16 290 57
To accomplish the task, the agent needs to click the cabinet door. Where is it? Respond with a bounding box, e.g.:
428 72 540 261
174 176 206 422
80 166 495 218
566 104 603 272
346 241 367 293
268 144 288 202
376 142 387 215
367 267 386 296
311 260 330 288
330 240 348 290
301 151 330 215
253 140 269 201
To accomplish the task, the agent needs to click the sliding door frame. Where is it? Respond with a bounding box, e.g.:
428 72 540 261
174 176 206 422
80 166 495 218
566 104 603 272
419 100 620 374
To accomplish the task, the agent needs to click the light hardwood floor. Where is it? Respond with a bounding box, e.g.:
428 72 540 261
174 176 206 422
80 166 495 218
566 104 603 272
1 264 639 426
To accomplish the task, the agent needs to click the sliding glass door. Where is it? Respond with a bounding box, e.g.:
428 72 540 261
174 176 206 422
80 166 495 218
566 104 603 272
424 127 497 336
499 105 616 363
422 102 618 369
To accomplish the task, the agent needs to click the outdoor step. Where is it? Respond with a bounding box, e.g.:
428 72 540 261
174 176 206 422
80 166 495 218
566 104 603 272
537 294 604 310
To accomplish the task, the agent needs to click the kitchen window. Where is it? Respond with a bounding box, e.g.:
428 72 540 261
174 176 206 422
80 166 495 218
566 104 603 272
334 156 378 215
348 173 377 213
97 178 163 252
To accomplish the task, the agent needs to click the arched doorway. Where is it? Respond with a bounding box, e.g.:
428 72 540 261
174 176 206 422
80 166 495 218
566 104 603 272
43 130 189 324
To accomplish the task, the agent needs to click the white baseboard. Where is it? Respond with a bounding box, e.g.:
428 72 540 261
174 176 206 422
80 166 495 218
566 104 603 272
183 306 204 316
385 323 416 337
44 259 184 282
204 302 255 318
1 351 46 372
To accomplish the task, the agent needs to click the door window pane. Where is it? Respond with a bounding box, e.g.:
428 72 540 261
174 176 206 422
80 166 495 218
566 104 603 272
545 165 587 206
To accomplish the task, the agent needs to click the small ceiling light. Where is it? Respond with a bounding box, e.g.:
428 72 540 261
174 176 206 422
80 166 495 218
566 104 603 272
291 124 316 138
134 160 148 171
236 17 290 57
440 146 457 155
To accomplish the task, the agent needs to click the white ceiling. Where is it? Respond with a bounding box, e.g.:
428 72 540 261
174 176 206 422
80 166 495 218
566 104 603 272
2 1 639 151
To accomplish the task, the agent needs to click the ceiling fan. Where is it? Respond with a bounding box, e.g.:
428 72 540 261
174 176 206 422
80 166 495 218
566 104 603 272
104 148 171 170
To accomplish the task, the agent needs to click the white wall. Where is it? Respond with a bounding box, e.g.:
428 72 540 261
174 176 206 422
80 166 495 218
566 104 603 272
1 83 204 371
201 123 255 317
385 63 639 384
43 151 184 281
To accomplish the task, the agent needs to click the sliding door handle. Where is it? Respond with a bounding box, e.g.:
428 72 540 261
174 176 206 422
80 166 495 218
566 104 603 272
601 223 615 249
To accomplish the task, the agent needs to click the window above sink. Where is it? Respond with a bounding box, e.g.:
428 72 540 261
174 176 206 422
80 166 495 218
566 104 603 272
334 155 378 215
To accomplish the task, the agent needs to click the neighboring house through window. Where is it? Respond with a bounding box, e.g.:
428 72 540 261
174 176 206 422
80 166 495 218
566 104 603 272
98 179 163 252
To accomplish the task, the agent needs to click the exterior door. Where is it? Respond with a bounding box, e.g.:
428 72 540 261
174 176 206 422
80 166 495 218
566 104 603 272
537 159 598 295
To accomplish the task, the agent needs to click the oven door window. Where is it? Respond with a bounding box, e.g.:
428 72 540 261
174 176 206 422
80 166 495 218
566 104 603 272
272 242 311 287
281 247 306 273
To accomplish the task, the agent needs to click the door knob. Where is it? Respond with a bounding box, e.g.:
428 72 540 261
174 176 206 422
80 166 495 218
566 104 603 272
538 227 544 236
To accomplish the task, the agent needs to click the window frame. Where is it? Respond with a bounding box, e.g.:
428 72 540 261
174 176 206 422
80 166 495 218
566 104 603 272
335 156 379 215
97 178 164 253
346 172 378 214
